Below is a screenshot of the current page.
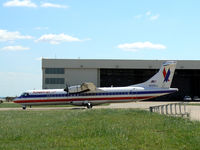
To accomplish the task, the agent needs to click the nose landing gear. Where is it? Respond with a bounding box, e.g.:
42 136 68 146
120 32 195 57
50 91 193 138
86 103 93 109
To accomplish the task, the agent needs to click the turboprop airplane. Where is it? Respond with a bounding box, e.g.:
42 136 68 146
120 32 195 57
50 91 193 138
14 61 178 109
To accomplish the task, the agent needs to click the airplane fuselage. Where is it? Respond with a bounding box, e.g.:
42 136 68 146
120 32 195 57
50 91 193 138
14 87 178 108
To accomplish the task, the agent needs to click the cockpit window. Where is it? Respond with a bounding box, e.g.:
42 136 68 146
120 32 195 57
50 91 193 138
21 92 29 97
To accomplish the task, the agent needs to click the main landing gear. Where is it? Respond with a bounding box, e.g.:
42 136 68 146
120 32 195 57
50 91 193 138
86 103 93 109
22 106 26 110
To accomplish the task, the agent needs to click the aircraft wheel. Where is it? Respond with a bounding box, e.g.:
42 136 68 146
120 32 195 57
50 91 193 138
87 103 92 109
22 106 26 110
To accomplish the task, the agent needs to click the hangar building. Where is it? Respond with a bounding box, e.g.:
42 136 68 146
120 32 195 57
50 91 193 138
42 59 200 100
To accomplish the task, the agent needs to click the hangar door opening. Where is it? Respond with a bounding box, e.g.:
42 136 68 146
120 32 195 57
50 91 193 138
100 68 200 100
100 69 157 87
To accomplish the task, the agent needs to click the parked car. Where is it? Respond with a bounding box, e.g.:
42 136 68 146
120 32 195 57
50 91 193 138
183 96 192 101
193 96 200 101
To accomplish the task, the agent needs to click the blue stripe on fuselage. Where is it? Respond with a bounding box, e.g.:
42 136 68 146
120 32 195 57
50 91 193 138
18 90 176 99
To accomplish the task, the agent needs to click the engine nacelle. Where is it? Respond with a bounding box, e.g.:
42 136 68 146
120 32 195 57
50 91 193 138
68 85 82 93
68 82 96 94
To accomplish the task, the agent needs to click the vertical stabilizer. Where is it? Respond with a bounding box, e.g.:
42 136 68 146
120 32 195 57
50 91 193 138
132 61 177 88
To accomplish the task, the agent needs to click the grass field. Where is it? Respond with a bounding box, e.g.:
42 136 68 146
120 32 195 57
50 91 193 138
0 102 21 108
187 103 200 106
0 109 200 150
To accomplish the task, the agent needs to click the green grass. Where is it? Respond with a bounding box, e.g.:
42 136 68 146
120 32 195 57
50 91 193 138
0 102 21 108
187 103 200 106
0 109 200 150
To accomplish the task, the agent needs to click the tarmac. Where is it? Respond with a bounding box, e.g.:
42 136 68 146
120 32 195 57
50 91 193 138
0 101 200 121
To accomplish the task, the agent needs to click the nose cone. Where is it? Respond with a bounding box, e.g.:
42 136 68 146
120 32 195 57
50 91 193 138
170 88 179 93
13 97 19 103
175 88 179 92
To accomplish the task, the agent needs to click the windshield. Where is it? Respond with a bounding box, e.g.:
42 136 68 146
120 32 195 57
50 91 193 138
20 92 29 97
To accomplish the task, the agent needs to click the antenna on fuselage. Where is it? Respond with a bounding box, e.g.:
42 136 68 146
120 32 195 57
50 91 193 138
64 83 69 93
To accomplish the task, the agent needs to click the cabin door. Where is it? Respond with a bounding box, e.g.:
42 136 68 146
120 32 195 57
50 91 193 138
131 88 137 101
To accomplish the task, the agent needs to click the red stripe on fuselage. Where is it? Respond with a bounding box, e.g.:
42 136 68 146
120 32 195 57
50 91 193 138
14 96 154 104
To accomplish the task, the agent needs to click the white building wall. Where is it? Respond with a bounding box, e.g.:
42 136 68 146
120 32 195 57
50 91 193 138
42 67 99 89
42 59 200 89
65 68 98 87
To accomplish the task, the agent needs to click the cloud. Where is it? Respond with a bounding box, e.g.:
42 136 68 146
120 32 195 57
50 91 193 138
117 41 166 52
1 45 30 51
150 14 160 21
0 29 33 42
3 0 37 8
135 11 160 21
3 1 68 9
40 2 68 8
36 33 82 44
146 11 151 16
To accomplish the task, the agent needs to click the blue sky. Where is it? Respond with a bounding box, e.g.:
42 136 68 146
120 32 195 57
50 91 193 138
0 0 200 96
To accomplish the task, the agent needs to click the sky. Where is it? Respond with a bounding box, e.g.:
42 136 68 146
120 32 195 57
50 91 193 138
0 0 200 96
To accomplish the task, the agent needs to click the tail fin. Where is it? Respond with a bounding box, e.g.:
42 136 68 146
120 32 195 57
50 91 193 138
133 61 177 88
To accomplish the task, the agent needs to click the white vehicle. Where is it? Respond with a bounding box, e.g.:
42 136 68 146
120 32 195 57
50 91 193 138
193 96 200 101
183 96 192 101
14 61 178 109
